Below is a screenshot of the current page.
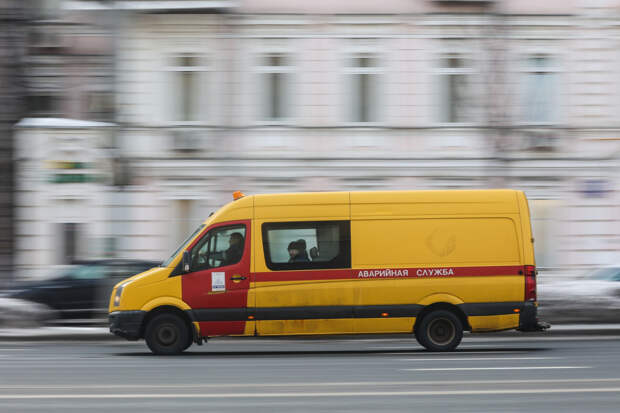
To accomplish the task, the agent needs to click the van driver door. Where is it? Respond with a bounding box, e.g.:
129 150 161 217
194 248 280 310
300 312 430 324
181 220 251 337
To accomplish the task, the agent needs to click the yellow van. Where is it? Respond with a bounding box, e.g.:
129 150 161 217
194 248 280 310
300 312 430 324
109 190 548 354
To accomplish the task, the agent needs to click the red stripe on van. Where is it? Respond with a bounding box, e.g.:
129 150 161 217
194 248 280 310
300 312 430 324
198 321 246 336
253 269 353 283
253 265 523 283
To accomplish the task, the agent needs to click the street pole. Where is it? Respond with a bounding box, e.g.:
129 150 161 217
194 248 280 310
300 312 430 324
484 1 510 189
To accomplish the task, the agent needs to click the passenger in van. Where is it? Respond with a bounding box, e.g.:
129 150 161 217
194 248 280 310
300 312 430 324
287 241 310 263
296 239 310 261
309 246 319 261
222 232 244 266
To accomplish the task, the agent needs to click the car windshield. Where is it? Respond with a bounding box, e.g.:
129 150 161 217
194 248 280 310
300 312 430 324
590 268 620 281
162 224 205 267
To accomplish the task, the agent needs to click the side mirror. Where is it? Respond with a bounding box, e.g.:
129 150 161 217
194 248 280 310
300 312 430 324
182 251 191 273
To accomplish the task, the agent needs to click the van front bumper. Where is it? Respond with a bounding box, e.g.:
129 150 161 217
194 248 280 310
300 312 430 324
109 311 145 340
517 302 550 332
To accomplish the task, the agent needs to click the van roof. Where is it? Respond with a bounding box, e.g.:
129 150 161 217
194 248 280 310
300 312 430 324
253 189 521 206
208 189 523 225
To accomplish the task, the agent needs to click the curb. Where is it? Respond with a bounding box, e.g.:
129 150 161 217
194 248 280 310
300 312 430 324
0 327 119 342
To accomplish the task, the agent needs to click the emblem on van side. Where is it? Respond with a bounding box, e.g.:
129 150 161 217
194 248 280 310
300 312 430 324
426 229 456 257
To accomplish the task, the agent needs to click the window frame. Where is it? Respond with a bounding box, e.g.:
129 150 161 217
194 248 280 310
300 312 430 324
27 93 61 118
261 220 351 271
164 53 212 125
189 223 247 272
518 53 560 126
435 52 477 126
86 90 114 122
254 50 295 125
342 50 384 126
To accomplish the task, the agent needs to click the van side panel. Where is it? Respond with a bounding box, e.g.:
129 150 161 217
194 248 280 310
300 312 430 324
253 196 354 335
252 190 527 337
468 314 520 331
351 193 524 334
254 192 349 221
351 217 521 267
350 190 520 216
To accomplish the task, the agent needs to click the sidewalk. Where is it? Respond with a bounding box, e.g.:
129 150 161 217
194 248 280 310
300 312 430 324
1 324 620 341
0 326 117 341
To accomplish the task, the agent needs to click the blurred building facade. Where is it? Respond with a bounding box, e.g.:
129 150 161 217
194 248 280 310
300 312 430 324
0 0 30 286
13 0 620 278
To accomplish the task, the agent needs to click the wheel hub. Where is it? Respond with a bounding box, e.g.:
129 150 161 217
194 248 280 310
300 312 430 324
428 318 455 346
156 324 178 346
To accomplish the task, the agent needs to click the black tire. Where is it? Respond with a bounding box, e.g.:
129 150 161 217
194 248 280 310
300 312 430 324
144 313 190 355
182 330 194 351
416 310 463 352
414 326 421 343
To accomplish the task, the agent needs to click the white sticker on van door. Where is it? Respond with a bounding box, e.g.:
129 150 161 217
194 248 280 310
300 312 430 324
212 272 226 292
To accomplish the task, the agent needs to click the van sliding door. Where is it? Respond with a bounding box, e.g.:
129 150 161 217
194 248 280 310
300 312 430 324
254 220 354 335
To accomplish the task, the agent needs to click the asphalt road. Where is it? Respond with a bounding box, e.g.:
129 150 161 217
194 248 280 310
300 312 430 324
1 333 619 412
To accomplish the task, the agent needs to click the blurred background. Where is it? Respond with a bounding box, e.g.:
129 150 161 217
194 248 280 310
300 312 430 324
1 0 620 324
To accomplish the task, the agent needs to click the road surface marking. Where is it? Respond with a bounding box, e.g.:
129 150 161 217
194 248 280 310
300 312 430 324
464 336 620 342
401 366 589 371
399 357 559 361
0 378 618 389
1 388 620 398
377 350 527 354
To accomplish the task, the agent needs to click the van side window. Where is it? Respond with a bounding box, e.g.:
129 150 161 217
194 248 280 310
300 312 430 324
190 225 246 272
262 221 351 271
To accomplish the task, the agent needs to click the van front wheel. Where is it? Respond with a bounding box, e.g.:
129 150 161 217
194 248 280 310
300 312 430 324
145 313 190 355
416 310 463 352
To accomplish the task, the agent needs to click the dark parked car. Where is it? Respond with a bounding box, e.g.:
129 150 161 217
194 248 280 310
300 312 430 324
1 259 159 322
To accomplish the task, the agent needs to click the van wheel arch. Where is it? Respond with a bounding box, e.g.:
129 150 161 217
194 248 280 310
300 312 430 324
141 306 196 345
414 302 471 336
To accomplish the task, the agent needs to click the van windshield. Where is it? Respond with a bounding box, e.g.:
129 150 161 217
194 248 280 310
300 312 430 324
162 224 205 267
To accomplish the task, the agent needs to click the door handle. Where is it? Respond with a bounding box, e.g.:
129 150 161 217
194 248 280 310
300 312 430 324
230 275 247 282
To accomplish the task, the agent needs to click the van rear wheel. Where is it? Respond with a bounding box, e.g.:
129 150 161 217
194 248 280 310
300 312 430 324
416 310 463 352
145 313 190 355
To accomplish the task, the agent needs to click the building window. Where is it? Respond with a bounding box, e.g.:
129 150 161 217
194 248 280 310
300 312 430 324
27 94 59 117
345 53 380 123
168 54 209 122
438 54 474 124
87 92 114 121
32 0 61 19
523 55 558 124
262 221 351 271
257 52 292 122
60 223 81 264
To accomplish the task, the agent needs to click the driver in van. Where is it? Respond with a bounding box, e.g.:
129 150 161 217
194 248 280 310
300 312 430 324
222 232 244 266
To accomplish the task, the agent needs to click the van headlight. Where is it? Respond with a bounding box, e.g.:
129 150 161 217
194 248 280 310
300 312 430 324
113 284 125 306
